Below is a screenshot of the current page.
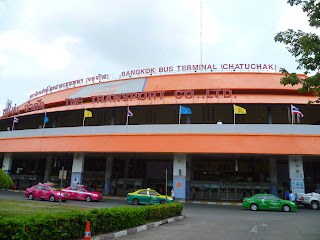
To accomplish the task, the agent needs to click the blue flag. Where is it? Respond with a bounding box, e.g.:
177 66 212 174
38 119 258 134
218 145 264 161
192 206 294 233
44 113 49 124
180 106 192 115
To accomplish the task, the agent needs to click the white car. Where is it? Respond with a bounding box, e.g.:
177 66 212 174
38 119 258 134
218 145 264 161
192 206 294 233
301 190 320 210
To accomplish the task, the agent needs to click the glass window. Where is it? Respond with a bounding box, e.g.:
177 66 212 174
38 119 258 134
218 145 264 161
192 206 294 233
34 186 42 190
267 196 279 201
69 187 77 191
139 190 147 195
255 195 265 199
83 187 94 192
42 186 48 190
149 191 157 196
77 187 85 192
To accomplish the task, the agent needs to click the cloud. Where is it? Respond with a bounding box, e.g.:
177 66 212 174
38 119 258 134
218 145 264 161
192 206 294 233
277 3 320 34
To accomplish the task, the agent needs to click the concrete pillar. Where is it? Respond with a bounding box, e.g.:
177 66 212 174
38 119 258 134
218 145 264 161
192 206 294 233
104 155 113 195
71 153 85 186
186 155 191 198
2 153 13 175
288 155 305 195
269 156 278 196
173 153 187 200
44 155 53 183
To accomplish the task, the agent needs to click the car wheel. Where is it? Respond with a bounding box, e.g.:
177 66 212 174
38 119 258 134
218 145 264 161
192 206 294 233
160 200 166 204
250 203 258 211
86 196 92 202
28 193 34 200
282 204 291 212
310 201 319 210
132 198 139 205
49 195 55 202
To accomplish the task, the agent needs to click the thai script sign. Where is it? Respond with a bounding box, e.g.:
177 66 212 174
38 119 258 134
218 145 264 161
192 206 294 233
29 74 109 99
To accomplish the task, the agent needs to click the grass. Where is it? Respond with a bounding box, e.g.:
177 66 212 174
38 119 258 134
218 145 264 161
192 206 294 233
0 199 92 218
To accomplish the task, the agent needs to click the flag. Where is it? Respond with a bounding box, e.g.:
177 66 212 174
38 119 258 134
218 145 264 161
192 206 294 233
13 117 19 123
44 113 49 124
127 107 133 117
180 106 192 115
291 105 304 117
84 109 92 118
234 105 247 114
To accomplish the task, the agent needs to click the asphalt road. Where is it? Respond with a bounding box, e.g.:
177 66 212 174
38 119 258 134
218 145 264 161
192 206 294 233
1 191 319 240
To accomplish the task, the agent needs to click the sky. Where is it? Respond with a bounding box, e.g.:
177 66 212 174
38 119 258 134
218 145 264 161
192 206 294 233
0 0 319 115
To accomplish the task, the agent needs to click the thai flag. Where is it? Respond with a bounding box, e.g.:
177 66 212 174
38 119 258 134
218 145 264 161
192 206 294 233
291 105 304 117
127 107 133 117
13 117 19 123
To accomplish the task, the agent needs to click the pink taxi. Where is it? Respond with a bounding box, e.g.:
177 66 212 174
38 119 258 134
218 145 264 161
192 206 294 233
25 183 70 202
63 185 103 202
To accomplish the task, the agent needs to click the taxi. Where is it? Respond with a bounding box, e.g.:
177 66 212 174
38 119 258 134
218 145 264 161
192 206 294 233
63 185 103 202
25 183 70 202
242 193 297 212
126 188 174 205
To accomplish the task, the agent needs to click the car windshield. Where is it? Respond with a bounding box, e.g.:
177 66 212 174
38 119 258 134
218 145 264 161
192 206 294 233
48 185 61 191
83 187 94 192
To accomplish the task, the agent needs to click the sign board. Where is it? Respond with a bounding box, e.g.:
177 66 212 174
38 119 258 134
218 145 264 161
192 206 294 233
289 157 305 194
59 170 67 180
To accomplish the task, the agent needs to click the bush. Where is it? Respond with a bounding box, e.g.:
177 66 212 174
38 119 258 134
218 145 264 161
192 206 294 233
0 169 14 189
0 203 183 240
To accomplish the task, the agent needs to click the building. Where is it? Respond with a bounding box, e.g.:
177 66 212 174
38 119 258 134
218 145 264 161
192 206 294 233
1 69 320 200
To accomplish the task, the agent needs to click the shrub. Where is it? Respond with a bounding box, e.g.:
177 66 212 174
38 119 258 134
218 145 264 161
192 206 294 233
0 169 14 189
0 203 183 240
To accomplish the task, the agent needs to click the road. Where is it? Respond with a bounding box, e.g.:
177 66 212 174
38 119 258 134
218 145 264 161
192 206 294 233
1 191 319 240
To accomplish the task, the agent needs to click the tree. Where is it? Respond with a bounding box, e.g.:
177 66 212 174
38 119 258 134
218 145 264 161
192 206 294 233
274 0 320 103
0 168 14 189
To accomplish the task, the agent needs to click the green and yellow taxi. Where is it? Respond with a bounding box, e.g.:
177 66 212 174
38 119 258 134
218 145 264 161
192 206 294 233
242 193 297 212
126 188 174 205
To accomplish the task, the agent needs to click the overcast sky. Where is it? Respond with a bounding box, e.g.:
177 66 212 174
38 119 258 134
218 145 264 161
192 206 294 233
0 0 318 115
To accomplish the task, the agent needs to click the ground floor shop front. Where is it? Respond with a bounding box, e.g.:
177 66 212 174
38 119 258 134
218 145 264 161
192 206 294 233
1 152 319 200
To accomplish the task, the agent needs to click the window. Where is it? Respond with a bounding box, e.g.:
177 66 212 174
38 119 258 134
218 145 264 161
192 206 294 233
69 187 77 191
149 191 157 196
267 196 278 201
255 196 265 199
42 186 48 190
77 187 85 192
139 190 147 195
34 186 42 190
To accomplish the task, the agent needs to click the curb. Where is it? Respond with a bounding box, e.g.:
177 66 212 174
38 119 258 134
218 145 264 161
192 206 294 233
85 216 185 240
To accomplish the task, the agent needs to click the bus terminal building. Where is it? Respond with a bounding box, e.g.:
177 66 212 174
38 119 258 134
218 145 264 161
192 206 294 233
1 65 320 200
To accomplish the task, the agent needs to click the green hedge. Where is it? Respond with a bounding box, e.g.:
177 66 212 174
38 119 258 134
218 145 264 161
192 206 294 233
0 203 183 240
0 169 14 189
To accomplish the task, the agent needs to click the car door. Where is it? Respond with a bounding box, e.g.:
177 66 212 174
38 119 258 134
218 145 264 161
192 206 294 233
254 195 268 209
265 195 282 210
137 190 150 204
76 187 86 200
32 185 42 199
67 187 77 199
41 186 50 200
149 191 159 204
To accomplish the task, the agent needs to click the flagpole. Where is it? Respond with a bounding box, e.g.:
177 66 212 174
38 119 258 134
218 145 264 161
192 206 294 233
43 112 46 129
233 104 236 124
126 107 129 126
291 104 293 125
82 110 86 127
12 119 15 131
179 105 181 125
